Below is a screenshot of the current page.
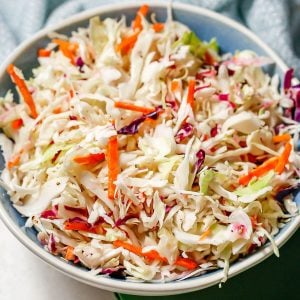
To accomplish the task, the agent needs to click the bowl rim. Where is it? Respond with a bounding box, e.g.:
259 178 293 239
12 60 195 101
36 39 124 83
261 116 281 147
0 0 299 296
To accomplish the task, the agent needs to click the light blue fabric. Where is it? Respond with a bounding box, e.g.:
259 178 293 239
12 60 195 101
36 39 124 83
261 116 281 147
1 0 300 76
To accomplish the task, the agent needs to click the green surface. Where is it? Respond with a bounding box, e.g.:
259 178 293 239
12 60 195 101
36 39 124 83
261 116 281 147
117 231 299 299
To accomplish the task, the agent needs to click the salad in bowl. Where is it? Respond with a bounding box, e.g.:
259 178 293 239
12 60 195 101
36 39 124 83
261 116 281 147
0 3 299 286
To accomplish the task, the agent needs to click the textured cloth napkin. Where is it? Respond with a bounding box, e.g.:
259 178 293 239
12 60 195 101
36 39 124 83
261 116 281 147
0 0 300 77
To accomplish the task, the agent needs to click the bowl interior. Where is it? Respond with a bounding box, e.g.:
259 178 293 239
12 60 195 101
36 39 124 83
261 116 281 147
0 2 299 296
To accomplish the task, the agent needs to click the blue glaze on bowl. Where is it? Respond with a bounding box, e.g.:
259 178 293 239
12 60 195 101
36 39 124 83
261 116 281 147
0 2 299 296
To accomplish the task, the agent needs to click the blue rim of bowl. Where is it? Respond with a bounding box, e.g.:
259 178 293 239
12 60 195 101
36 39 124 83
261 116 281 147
0 1 299 296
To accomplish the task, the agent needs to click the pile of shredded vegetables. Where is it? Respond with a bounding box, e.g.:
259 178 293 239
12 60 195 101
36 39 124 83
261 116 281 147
0 5 299 283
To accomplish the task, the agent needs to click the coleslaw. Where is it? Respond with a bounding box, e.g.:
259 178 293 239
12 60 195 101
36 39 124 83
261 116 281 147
0 5 299 283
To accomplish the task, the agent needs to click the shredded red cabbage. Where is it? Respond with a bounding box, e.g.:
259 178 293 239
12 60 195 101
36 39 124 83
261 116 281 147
166 204 175 213
67 217 92 227
195 84 211 92
165 95 179 111
218 94 229 101
117 107 162 135
284 68 294 91
76 57 84 69
210 125 218 137
175 122 194 143
293 90 300 121
48 233 57 253
195 69 216 80
294 108 300 122
115 214 139 227
218 93 236 108
51 150 61 163
64 205 89 217
195 149 205 173
108 269 126 279
40 205 58 219
69 115 78 120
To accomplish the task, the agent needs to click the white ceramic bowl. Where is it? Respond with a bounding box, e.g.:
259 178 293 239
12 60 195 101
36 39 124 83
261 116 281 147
0 1 299 296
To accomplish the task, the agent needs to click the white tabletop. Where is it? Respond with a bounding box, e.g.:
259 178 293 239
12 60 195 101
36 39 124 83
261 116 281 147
0 220 115 300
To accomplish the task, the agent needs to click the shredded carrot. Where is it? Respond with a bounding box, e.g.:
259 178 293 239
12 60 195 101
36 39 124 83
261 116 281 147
143 250 168 263
52 39 78 65
73 153 105 165
152 23 164 32
65 246 75 261
171 80 180 93
113 240 142 256
53 107 62 114
272 134 291 143
7 154 21 169
275 142 292 174
199 228 211 240
69 90 74 98
132 4 149 31
38 49 51 57
11 118 23 130
107 135 119 200
239 156 279 185
7 64 38 118
92 224 106 235
116 5 149 55
187 79 195 108
64 220 104 234
116 32 139 55
174 257 198 270
64 221 90 231
114 101 155 114
113 240 167 262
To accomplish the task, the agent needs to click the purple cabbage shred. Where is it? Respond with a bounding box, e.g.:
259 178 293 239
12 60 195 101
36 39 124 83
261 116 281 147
175 122 194 143
115 214 139 227
117 107 163 135
284 68 294 91
76 57 84 68
195 149 205 174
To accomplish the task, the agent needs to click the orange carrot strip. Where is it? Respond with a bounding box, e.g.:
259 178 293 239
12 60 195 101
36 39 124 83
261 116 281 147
64 221 90 231
275 142 292 174
171 80 180 93
175 257 198 270
239 156 279 186
143 250 168 263
11 118 23 130
116 32 139 55
7 64 38 118
64 219 105 234
272 134 291 143
132 4 149 31
107 135 119 199
113 240 142 256
113 240 167 262
53 107 62 114
114 101 155 114
65 246 75 261
187 79 195 108
93 224 106 235
73 153 105 165
52 39 78 65
199 228 211 240
38 49 51 57
7 154 21 169
152 23 164 32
